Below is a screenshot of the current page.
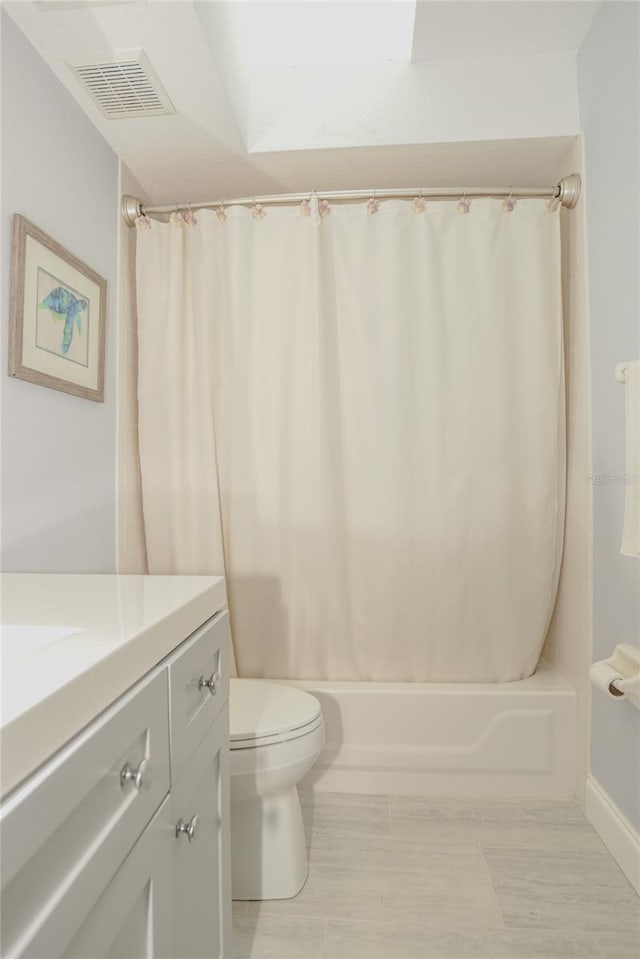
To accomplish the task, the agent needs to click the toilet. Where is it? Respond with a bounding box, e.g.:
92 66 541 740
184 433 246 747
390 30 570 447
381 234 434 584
229 678 325 901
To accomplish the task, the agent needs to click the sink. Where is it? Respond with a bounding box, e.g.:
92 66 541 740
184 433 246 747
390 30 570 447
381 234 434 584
1 625 79 664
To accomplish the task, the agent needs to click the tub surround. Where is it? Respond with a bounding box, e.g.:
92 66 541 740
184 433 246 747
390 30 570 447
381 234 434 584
117 161 149 576
542 134 592 809
0 573 225 798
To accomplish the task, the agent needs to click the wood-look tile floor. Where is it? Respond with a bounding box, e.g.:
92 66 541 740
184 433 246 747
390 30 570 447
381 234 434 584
232 793 640 959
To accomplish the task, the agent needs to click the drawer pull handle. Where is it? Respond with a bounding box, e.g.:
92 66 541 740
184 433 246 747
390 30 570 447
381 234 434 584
120 757 152 792
176 814 200 844
198 671 221 695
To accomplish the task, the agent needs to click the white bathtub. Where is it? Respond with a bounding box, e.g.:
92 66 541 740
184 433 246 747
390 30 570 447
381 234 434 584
281 660 576 799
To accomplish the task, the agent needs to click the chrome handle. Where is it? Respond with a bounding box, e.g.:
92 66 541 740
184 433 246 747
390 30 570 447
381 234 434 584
120 757 152 792
176 814 200 844
198 671 221 695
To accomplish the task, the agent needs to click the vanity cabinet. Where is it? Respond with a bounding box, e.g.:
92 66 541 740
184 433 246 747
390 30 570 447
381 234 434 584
0 609 232 959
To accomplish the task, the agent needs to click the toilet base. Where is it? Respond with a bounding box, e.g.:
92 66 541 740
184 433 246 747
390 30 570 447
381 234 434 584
231 786 308 900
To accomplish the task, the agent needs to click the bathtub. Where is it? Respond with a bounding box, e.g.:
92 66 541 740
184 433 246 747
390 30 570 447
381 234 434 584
281 660 576 799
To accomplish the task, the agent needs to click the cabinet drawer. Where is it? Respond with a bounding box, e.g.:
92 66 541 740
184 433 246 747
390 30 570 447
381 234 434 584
168 610 230 778
0 670 170 959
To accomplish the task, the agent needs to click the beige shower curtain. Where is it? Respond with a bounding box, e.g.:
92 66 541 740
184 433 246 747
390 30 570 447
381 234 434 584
136 198 564 682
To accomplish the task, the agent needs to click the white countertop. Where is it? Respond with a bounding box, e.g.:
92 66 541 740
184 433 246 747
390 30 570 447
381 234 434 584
0 574 227 799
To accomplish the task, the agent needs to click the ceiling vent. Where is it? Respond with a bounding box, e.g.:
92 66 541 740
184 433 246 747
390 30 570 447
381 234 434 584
68 51 175 119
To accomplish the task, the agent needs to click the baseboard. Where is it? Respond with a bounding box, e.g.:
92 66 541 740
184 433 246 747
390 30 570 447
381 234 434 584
585 776 640 894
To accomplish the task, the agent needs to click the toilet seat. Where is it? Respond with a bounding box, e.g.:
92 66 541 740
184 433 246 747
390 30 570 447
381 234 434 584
230 678 322 750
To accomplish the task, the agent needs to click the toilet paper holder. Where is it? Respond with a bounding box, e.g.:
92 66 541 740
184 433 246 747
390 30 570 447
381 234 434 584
590 644 640 709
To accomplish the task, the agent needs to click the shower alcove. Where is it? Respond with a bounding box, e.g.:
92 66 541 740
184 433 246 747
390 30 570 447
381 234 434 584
118 135 591 803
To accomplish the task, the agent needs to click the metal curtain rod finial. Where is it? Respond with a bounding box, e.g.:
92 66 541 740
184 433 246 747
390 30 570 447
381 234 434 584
556 173 581 210
121 174 581 226
121 194 143 227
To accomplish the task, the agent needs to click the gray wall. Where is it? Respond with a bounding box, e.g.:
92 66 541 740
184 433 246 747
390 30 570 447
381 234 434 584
1 12 118 572
578 2 640 829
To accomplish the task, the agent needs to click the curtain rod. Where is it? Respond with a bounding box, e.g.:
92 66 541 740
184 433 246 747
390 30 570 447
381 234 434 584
121 173 581 227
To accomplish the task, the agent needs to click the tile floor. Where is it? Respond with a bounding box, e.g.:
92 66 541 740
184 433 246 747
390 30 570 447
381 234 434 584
232 792 640 959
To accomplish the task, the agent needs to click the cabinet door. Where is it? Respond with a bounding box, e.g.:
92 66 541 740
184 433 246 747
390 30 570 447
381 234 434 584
1 671 170 959
63 797 172 959
171 705 231 959
2 796 172 959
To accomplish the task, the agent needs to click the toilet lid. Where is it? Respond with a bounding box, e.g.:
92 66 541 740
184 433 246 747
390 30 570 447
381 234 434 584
230 679 321 744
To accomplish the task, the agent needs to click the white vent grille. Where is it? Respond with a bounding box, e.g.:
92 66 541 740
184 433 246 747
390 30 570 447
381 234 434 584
69 51 175 119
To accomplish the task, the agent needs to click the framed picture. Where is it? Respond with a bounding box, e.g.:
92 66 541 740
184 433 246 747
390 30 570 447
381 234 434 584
9 215 107 402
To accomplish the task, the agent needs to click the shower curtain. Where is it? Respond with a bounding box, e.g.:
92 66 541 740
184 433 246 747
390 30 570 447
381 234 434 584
136 197 564 683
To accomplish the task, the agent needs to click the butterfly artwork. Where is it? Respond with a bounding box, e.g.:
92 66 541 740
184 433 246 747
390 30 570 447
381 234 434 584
33 264 92 370
39 285 88 356
10 215 106 401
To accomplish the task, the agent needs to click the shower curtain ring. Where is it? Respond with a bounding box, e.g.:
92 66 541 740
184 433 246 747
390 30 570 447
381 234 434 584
367 191 380 215
457 191 471 214
412 189 427 213
503 187 517 212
